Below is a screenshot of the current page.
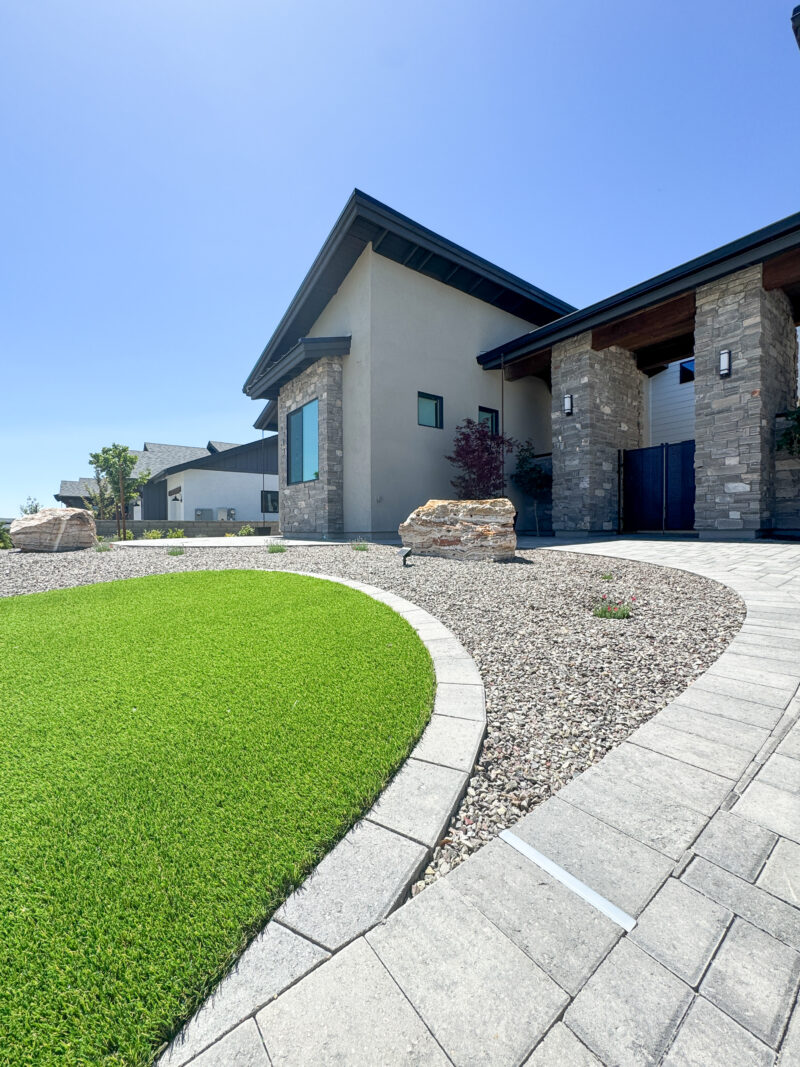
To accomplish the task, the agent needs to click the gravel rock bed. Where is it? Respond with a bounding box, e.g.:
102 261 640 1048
0 543 744 892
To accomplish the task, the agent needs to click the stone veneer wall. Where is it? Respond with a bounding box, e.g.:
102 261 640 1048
277 357 344 536
774 415 800 531
694 265 798 535
551 332 643 533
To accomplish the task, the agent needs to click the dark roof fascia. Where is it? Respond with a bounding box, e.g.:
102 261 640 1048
254 400 278 431
478 209 800 368
243 189 575 395
151 438 277 482
248 336 351 401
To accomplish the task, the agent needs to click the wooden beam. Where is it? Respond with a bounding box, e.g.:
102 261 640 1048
592 292 696 353
635 332 694 374
503 349 552 382
763 248 800 293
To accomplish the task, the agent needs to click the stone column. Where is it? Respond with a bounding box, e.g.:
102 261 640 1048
551 331 643 534
277 357 344 536
694 265 798 537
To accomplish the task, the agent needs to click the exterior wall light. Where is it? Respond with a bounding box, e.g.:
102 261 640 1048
719 350 732 378
563 393 574 416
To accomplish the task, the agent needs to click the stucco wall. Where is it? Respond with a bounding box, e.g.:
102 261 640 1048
165 469 278 523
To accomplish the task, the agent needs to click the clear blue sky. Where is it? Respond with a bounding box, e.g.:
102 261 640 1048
1 0 798 516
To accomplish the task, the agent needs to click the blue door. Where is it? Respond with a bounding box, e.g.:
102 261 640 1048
622 440 695 531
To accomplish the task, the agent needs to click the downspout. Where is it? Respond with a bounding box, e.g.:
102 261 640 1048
500 352 506 497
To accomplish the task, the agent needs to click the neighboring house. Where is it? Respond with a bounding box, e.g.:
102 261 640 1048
244 190 800 539
55 438 278 523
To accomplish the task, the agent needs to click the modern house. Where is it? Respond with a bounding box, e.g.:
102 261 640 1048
244 191 800 539
56 437 278 524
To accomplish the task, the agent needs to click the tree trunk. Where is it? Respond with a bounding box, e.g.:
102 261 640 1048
119 469 126 541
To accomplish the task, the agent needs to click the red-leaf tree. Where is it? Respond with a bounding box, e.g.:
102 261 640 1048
446 418 517 499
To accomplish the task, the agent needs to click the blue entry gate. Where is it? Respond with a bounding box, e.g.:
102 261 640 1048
621 440 695 532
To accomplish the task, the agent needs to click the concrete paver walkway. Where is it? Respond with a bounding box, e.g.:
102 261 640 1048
166 540 800 1066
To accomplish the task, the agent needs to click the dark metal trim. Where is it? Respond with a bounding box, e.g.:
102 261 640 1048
249 336 351 401
151 437 278 482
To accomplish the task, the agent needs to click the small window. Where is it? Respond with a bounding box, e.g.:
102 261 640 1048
478 406 499 435
418 392 443 429
679 359 695 384
261 490 279 513
287 398 319 484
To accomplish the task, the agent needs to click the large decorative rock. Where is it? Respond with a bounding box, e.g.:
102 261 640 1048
399 498 516 561
10 507 97 552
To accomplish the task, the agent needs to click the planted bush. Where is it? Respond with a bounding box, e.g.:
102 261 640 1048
166 529 184 539
237 524 255 536
142 529 162 540
268 544 287 554
593 595 635 619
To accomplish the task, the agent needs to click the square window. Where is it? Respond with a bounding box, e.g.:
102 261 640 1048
287 398 319 484
679 359 695 384
478 406 499 435
261 490 279 513
418 391 443 429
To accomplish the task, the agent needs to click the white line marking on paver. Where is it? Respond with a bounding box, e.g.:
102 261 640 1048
499 829 637 932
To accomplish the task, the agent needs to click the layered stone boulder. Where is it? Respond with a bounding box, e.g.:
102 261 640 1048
399 498 516 561
10 507 97 552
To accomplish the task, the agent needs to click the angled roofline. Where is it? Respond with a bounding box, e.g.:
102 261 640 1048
243 189 575 396
254 400 278 432
478 209 800 368
151 438 277 482
248 336 351 401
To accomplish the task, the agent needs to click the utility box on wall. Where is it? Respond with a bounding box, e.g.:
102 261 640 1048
217 508 236 521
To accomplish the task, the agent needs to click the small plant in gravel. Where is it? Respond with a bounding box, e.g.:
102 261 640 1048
167 547 185 556
593 595 635 619
268 544 287 553
142 529 162 539
96 543 112 553
114 530 134 541
236 524 255 536
600 573 613 581
351 542 369 551
166 528 184 539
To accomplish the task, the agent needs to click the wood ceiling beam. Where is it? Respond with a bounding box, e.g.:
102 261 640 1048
635 332 695 374
591 292 696 353
763 248 800 293
503 349 552 382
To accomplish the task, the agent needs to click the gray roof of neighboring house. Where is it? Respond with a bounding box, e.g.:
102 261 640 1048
151 437 278 481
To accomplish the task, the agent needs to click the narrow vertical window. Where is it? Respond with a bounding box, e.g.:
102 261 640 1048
417 392 443 429
287 399 319 484
478 406 499 435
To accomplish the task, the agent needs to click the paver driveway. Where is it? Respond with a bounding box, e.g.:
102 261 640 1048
164 539 800 1067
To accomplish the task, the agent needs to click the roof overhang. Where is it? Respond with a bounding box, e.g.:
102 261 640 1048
243 189 575 398
248 336 351 401
254 400 278 432
478 209 800 371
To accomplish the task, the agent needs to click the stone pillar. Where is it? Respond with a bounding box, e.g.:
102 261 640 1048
551 331 643 534
694 265 798 537
277 357 344 536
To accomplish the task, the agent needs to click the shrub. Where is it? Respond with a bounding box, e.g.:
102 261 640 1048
237 524 255 536
778 406 800 457
224 532 236 538
0 523 13 550
166 529 184 539
167 547 184 556
511 440 552 535
351 542 369 551
446 418 516 499
114 530 134 541
96 543 112 553
268 544 287 553
593 596 635 620
142 529 162 540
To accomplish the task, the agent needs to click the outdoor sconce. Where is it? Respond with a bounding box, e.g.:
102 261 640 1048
563 393 574 416
719 350 732 378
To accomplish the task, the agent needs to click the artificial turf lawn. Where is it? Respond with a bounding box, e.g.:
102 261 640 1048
0 570 434 1065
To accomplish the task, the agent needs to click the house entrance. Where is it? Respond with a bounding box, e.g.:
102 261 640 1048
621 440 695 532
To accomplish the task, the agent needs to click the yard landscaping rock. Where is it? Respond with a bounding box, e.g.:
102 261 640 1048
0 541 744 891
399 497 516 560
9 507 96 552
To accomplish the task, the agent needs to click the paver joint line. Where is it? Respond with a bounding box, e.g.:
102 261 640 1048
499 829 637 933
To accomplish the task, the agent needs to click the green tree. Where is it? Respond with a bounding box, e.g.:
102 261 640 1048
81 463 116 521
511 440 552 536
89 444 150 540
19 497 41 515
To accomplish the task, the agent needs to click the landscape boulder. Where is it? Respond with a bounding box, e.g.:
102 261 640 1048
399 498 516 561
10 507 97 552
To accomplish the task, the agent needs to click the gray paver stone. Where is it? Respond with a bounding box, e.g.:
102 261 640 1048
366 879 568 1066
672 691 783 731
601 742 732 816
448 837 621 995
692 809 777 882
564 939 693 1067
778 722 800 761
433 681 485 721
558 761 708 860
630 878 732 987
734 781 800 844
757 838 800 908
658 702 769 754
273 820 427 951
700 918 800 1048
514 797 673 916
779 1002 800 1065
159 923 328 1067
691 675 792 711
525 1024 601 1066
705 658 799 692
411 713 485 772
682 856 800 951
257 937 448 1066
426 654 482 686
629 720 752 780
189 1020 269 1067
367 757 467 848
758 753 800 796
661 996 775 1067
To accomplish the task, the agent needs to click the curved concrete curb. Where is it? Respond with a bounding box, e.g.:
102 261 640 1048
159 572 485 1067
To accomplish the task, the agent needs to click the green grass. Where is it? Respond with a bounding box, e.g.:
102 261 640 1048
0 570 434 1065
166 546 184 556
268 543 286 553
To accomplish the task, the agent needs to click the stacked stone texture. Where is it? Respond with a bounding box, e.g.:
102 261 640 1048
277 357 344 536
399 498 517 560
551 331 643 534
10 507 97 551
773 415 800 531
694 266 798 534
